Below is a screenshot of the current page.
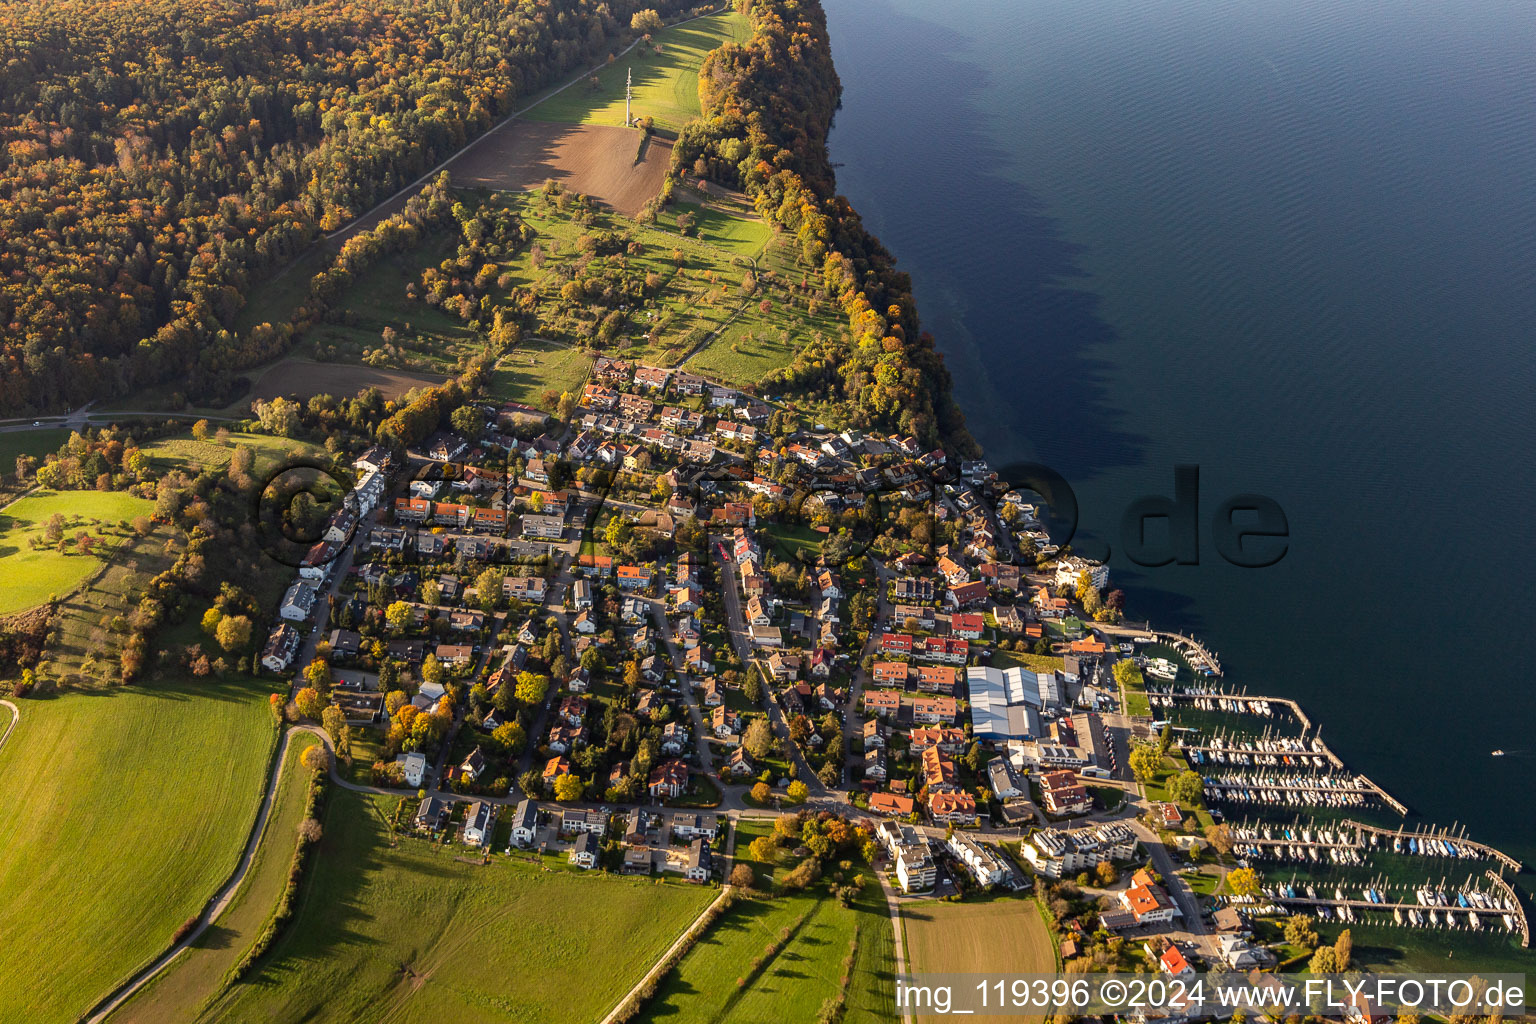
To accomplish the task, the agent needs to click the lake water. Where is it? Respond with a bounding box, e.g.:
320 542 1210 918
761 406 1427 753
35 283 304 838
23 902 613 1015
824 0 1536 906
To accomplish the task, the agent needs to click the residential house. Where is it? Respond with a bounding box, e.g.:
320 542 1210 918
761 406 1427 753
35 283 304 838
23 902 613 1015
648 759 688 800
671 813 719 841
724 747 755 777
950 612 985 639
510 799 540 847
684 838 714 883
948 581 989 609
391 751 426 788
928 791 978 825
462 801 497 848
1040 769 1092 816
946 832 1010 887
911 695 958 724
279 581 317 622
569 831 600 869
260 624 301 672
522 513 564 540
415 797 452 833
863 690 900 717
869 791 915 817
1022 822 1138 879
863 748 888 781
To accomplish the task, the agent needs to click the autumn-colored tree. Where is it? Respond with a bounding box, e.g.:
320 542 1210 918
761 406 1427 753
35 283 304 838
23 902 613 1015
215 615 253 652
303 658 332 691
300 744 331 775
294 687 326 722
750 781 772 804
553 774 585 802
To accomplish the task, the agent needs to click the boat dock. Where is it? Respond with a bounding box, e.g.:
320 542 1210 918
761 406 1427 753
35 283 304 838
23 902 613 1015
1342 819 1523 873
1485 870 1530 947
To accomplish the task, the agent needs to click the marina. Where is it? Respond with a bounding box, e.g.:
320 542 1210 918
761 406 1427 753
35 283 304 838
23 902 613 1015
1254 875 1528 944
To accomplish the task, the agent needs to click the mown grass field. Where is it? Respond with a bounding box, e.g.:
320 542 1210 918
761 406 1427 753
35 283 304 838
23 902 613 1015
902 898 1055 1024
0 426 72 472
670 200 773 258
488 340 593 408
0 489 155 615
110 732 322 1024
524 11 751 131
200 787 716 1024
637 823 895 1024
0 675 278 1024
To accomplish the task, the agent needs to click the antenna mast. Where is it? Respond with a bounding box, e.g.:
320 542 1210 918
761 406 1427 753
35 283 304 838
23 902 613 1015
626 67 632 126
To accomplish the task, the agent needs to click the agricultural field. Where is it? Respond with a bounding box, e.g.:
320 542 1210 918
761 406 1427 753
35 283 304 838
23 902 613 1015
524 11 752 131
199 788 717 1024
244 357 451 406
0 489 155 615
451 121 673 219
487 340 593 408
0 675 278 1024
638 824 894 1023
902 898 1055 1024
111 732 323 1024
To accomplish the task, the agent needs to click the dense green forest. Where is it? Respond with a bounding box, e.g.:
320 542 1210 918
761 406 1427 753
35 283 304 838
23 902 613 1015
0 0 693 414
674 0 976 451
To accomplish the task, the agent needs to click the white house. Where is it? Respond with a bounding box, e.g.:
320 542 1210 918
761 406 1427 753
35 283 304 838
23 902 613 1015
260 624 300 672
569 831 600 869
395 751 427 788
463 801 496 848
510 798 539 847
279 581 317 622
946 832 1011 888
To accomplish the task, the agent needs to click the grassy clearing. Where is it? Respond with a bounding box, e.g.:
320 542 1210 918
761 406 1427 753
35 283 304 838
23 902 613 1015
201 787 716 1024
670 200 772 258
524 12 751 131
902 898 1055 1024
636 878 894 1024
488 341 593 408
137 432 319 476
990 648 1067 674
0 675 278 1024
0 427 73 470
111 733 323 1024
0 489 155 615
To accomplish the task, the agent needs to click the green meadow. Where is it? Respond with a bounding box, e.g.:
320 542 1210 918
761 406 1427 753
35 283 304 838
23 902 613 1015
199 788 718 1024
0 675 277 1023
0 489 155 615
525 11 752 131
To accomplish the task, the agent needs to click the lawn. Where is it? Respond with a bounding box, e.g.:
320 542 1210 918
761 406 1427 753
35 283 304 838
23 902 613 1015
902 898 1055 1024
488 341 593 408
0 426 72 470
111 732 323 1024
0 675 278 1024
636 878 895 1023
524 11 752 131
199 787 716 1024
670 200 772 259
0 489 155 615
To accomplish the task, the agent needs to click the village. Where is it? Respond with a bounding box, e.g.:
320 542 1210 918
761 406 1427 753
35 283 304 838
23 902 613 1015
238 351 1336 990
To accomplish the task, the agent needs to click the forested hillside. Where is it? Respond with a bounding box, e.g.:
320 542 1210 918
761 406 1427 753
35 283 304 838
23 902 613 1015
674 0 976 451
0 0 691 414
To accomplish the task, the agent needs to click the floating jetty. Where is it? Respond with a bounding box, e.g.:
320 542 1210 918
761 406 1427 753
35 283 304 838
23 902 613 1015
1342 819 1523 873
1229 818 1516 868
1202 771 1387 811
1258 875 1528 942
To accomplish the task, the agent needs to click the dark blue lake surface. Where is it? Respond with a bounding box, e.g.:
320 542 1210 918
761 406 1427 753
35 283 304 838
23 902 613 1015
824 0 1536 891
